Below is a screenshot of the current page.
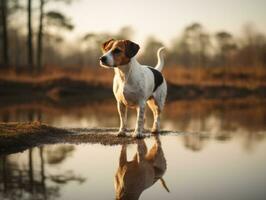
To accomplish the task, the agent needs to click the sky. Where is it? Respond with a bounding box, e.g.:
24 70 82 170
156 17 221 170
54 0 266 45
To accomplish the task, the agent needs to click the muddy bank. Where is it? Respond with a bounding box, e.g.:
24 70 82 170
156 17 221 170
0 78 113 106
0 123 174 155
0 78 265 106
167 82 266 101
0 122 72 154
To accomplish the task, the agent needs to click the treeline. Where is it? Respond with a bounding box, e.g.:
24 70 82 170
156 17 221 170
0 0 74 72
141 23 266 68
64 24 266 69
0 1 266 72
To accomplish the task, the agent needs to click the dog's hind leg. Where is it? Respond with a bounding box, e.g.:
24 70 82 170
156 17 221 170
149 81 167 133
147 98 161 133
117 102 127 137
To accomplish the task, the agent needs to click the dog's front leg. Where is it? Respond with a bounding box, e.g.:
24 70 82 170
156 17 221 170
117 102 127 137
136 139 147 162
133 101 145 138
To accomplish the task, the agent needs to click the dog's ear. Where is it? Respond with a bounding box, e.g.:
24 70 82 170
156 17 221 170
124 40 140 58
101 39 115 52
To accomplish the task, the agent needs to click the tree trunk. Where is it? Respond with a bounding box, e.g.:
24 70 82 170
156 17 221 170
27 0 34 71
0 0 9 67
28 148 34 192
37 0 44 72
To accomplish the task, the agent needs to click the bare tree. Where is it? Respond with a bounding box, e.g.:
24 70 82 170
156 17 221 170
36 0 74 71
27 0 34 71
37 0 44 72
239 24 266 67
184 23 210 67
0 0 9 67
215 31 237 66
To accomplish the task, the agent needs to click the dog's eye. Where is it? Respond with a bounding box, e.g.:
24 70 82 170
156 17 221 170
113 48 121 54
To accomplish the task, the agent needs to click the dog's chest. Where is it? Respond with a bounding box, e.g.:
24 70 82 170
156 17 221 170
115 83 141 107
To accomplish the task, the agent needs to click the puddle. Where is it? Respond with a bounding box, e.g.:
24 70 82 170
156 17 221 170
1 133 266 200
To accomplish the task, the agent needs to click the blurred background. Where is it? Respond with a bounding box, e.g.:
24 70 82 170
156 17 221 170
1 2 266 199
0 0 265 138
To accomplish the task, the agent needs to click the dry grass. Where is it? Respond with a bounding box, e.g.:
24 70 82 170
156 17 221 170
0 67 114 86
164 65 266 89
1 65 266 89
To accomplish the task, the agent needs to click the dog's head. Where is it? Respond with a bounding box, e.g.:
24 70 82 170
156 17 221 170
99 39 140 68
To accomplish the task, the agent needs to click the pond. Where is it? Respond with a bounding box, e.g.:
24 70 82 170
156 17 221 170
0 97 266 200
1 133 266 200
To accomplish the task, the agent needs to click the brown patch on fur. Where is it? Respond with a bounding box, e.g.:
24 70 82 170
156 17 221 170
112 40 131 66
101 39 140 66
102 39 115 52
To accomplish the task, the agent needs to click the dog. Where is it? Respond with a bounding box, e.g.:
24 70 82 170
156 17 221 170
100 39 167 138
114 136 169 200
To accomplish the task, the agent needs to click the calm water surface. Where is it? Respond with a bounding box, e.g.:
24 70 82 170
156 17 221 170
0 98 266 200
1 134 266 200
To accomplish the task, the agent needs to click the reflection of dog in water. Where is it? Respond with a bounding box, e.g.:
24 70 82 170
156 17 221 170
114 136 169 200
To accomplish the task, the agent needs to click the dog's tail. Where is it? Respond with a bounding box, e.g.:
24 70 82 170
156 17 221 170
155 47 165 72
160 177 170 193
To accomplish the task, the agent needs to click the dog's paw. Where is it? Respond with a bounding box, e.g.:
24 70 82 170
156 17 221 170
117 131 126 137
132 132 144 139
151 128 159 134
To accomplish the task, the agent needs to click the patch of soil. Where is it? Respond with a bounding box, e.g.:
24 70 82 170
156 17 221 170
0 123 173 155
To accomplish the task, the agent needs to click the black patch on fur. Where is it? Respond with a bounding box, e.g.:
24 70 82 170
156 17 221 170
148 67 163 92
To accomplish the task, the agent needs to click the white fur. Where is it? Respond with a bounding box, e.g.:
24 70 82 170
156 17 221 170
108 48 167 138
155 47 165 71
100 49 114 68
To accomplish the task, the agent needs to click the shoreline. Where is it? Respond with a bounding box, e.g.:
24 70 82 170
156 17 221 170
0 122 174 155
1 78 265 103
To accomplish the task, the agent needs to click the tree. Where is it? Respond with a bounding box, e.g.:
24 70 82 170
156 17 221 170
37 0 44 72
0 0 9 67
183 23 210 67
27 0 34 71
140 36 164 66
238 23 266 67
36 0 74 71
8 0 23 70
169 23 211 67
116 26 134 40
215 31 237 66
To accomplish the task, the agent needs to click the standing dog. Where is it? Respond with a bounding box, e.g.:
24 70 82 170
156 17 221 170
100 39 167 138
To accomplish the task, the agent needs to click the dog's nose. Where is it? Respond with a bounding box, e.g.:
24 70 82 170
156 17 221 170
100 56 107 63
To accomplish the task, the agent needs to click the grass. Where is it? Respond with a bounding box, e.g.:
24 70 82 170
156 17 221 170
0 66 265 102
164 65 266 89
1 65 266 89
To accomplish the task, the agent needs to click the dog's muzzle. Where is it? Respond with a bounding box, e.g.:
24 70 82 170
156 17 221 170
99 56 107 65
99 56 116 68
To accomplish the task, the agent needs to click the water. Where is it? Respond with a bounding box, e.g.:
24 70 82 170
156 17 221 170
1 97 265 133
1 134 266 200
0 98 266 200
